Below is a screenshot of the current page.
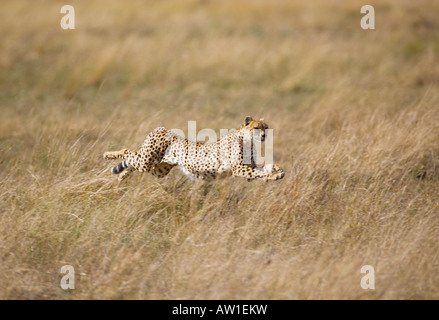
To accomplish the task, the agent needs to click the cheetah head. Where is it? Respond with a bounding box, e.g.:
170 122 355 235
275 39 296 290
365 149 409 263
241 116 269 142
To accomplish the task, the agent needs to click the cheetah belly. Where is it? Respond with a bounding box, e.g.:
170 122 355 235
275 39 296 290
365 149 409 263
217 163 232 179
178 165 197 179
163 140 225 180
177 164 219 181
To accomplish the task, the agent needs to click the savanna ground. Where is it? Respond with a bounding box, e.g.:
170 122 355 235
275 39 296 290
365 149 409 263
1 0 439 300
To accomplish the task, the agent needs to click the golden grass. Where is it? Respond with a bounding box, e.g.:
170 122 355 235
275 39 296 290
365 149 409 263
1 0 439 299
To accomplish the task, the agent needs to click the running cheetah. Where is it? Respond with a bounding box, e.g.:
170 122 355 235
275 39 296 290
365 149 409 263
103 117 284 182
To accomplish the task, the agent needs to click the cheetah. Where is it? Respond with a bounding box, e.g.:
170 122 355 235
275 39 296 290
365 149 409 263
103 116 285 182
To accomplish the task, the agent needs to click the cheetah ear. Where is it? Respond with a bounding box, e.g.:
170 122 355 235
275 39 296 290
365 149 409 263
259 118 264 122
245 116 253 126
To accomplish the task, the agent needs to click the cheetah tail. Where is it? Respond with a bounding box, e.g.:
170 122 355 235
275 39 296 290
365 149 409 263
111 160 128 174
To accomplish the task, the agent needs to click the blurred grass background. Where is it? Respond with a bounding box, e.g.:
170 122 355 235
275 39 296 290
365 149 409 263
0 0 438 299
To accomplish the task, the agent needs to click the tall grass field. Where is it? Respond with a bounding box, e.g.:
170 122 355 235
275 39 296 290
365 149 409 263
0 0 438 299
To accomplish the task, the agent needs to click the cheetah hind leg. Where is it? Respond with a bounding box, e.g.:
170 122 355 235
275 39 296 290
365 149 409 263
103 148 136 180
118 165 135 182
103 148 129 160
151 162 176 178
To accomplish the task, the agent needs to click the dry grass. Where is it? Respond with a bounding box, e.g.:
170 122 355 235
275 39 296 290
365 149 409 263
1 0 439 299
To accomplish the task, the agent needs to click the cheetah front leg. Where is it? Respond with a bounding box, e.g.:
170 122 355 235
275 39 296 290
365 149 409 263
231 164 285 181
